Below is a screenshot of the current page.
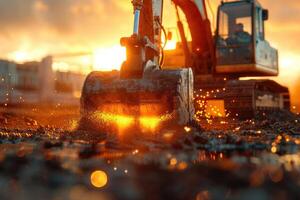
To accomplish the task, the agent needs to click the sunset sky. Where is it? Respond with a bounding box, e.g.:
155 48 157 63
0 0 299 107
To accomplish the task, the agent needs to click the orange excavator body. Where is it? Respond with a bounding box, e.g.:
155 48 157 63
79 0 290 139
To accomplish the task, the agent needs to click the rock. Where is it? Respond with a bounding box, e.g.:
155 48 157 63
43 141 63 149
0 116 8 125
78 144 101 159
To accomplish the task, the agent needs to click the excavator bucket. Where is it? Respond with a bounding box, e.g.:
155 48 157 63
78 0 196 140
79 68 194 140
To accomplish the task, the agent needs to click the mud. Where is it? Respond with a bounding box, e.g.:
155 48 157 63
0 106 300 200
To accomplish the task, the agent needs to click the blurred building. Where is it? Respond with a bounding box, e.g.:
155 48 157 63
54 70 86 105
0 57 86 106
0 60 17 104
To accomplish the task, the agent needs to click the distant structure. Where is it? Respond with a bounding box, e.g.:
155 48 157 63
0 57 86 106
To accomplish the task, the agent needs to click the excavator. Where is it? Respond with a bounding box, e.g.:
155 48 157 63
79 0 290 138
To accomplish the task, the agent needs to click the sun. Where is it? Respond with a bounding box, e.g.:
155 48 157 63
93 45 126 71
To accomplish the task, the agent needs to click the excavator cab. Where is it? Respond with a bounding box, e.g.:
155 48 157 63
215 0 278 77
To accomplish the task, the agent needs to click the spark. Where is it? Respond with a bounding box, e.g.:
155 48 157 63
234 127 241 131
184 126 191 132
170 158 177 166
220 153 223 158
132 149 139 155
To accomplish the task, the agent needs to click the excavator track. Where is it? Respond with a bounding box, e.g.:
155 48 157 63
195 79 290 119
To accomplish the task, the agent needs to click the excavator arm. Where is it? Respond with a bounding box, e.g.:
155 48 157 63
172 0 213 53
172 0 215 74
120 0 163 78
132 0 215 74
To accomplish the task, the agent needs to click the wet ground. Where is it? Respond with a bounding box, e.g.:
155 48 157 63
1 106 300 200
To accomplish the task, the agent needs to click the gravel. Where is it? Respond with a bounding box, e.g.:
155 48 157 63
0 107 300 200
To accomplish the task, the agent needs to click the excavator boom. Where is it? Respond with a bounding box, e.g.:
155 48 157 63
173 0 215 73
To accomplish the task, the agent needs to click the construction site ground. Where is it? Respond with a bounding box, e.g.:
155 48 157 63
1 105 300 200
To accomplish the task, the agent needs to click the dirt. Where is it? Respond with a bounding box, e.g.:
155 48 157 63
0 106 300 200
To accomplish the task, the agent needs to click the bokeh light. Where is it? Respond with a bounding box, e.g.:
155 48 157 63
90 170 108 188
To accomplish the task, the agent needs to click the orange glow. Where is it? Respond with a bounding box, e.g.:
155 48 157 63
139 117 161 132
8 50 46 63
11 51 29 62
100 103 168 117
115 115 134 128
93 112 134 129
139 114 173 131
195 89 228 124
90 170 108 188
205 100 226 117
92 111 172 133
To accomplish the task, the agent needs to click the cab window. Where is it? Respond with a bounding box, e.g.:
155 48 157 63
255 7 264 40
218 2 253 46
217 2 254 65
